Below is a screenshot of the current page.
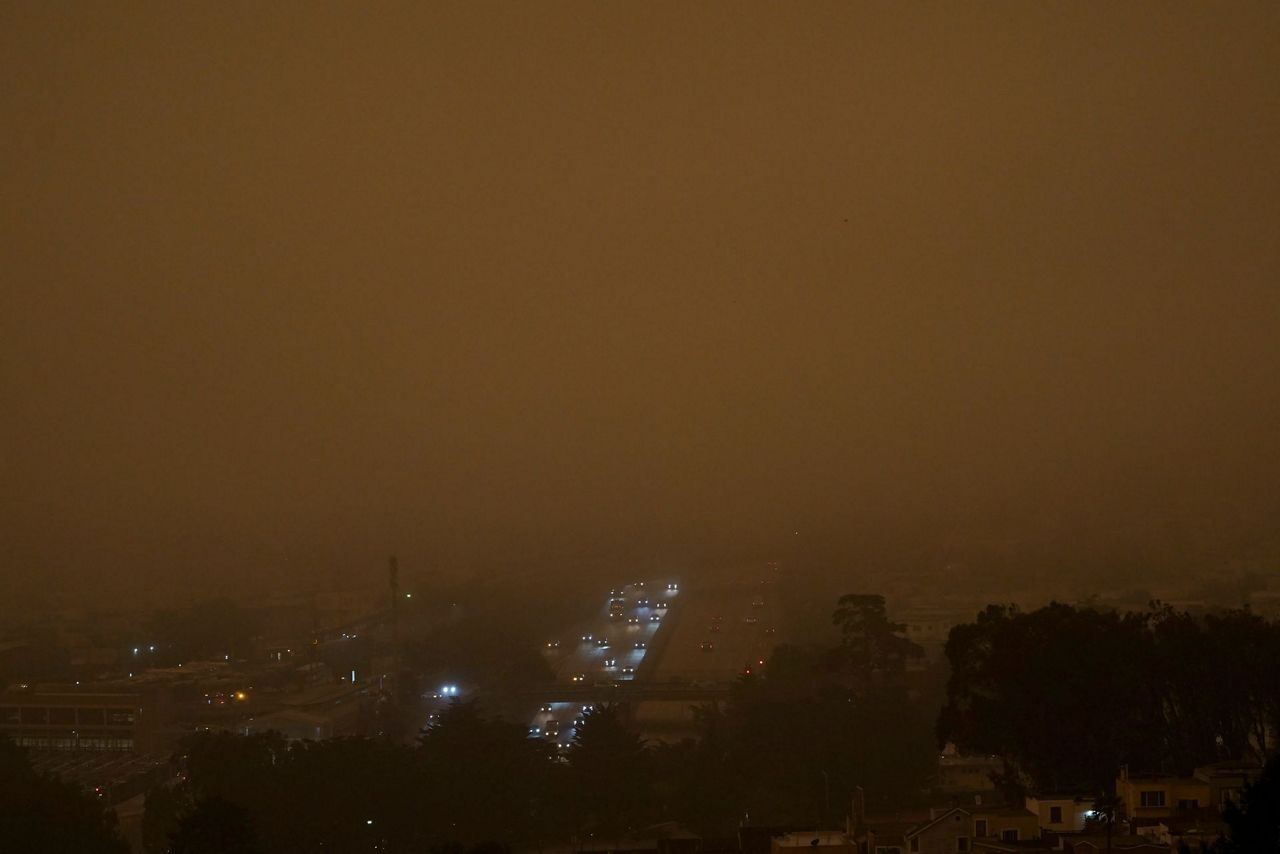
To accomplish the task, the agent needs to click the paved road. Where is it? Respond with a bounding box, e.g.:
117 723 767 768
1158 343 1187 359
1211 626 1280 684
529 579 680 748
649 576 783 683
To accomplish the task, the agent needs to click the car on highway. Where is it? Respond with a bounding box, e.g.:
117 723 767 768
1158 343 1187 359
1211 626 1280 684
637 597 650 607
666 582 678 591
752 596 765 608
528 725 542 736
764 627 777 635
627 616 640 624
621 666 635 675
610 588 622 596
603 658 617 667
609 600 625 618
545 640 560 648
570 673 587 683
539 704 552 713
580 633 594 642
634 641 647 649
543 719 561 738
710 624 721 633
594 638 609 648
700 641 715 651
655 600 668 610
649 614 661 623
573 716 585 728
744 615 758 624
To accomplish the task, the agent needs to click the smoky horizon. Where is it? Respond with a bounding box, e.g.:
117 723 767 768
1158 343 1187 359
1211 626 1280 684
3 3 1279 609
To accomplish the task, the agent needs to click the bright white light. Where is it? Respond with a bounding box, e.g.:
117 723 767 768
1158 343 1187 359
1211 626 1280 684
148 645 155 652
366 819 374 826
132 648 139 655
405 593 412 599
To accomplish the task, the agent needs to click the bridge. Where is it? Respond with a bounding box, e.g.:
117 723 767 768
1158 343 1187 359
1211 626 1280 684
522 681 732 704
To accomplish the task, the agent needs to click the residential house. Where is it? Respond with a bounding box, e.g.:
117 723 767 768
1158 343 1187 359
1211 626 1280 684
903 807 974 854
937 744 1001 795
770 831 855 854
1063 835 1166 853
1192 760 1259 811
1115 766 1210 824
1024 794 1095 834
968 806 1040 844
1115 760 1261 826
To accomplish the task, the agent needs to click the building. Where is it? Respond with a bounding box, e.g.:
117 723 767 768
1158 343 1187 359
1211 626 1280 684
1115 766 1209 823
1114 760 1260 827
770 831 855 854
1024 793 1096 834
902 807 974 853
0 683 174 753
937 745 1002 795
967 806 1040 843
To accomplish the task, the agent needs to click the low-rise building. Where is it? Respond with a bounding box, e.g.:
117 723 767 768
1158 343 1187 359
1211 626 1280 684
0 682 174 753
937 745 1002 795
1115 766 1209 823
1024 793 1096 834
903 807 974 853
968 806 1040 844
770 831 855 854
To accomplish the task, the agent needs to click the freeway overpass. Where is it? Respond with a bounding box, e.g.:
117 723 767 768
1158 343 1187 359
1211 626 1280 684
522 680 732 704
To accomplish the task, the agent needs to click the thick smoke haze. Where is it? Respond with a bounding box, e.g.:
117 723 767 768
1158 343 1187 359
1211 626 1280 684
3 3 1278 605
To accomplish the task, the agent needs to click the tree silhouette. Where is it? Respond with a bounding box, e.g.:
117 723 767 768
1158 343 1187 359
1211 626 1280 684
0 734 129 854
830 593 922 695
170 797 261 854
1218 753 1280 853
567 703 650 838
418 698 557 844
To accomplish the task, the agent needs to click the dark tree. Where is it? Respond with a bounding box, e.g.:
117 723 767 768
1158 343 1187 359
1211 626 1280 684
0 734 129 854
418 699 557 844
830 593 922 694
938 602 1280 793
567 703 651 837
1219 754 1280 853
142 784 191 854
169 797 261 854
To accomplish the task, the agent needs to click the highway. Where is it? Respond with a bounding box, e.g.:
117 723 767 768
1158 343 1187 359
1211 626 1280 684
529 579 680 748
649 576 783 683
526 567 788 747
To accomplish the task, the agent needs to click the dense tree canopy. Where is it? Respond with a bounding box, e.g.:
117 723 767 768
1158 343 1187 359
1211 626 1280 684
938 603 1280 792
1218 753 1280 853
0 735 129 854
